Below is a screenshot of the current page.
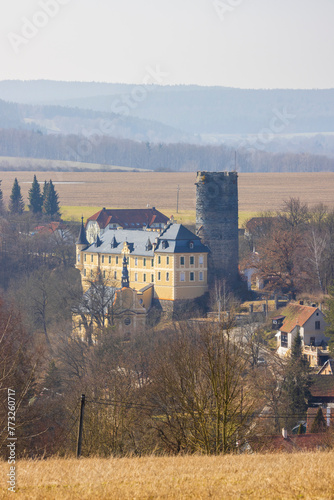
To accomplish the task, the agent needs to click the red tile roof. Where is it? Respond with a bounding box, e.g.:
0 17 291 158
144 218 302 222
280 304 318 333
310 375 334 399
86 208 169 230
34 222 64 234
249 433 330 452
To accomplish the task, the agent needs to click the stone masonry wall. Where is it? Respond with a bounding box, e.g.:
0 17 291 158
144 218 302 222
195 171 238 287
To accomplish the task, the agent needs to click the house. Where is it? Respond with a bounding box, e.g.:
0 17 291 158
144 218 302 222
271 315 285 330
276 303 330 366
317 359 334 375
85 207 170 243
248 429 332 453
308 375 334 406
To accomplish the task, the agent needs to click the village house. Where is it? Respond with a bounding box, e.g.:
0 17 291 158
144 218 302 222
276 303 330 367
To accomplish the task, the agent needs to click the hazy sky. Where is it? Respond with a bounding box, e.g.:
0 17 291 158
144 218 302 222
1 0 334 88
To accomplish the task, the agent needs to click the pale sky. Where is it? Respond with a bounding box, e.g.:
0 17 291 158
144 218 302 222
1 0 334 89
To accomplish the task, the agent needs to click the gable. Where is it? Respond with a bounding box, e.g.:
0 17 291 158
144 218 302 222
280 304 321 333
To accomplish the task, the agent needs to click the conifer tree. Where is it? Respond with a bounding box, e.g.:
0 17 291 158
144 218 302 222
310 407 327 433
283 329 311 429
42 180 61 219
8 178 24 215
28 175 43 214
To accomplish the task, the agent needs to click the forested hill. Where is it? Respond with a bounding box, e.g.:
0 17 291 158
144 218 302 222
1 128 333 173
1 81 334 169
1 81 334 136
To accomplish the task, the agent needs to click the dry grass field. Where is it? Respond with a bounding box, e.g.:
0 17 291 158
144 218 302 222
1 452 334 499
0 171 334 223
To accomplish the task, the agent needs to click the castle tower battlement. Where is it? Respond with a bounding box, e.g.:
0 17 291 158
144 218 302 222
196 171 238 286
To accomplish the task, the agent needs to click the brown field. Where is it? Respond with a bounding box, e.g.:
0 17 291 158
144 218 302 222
1 171 334 215
1 452 334 499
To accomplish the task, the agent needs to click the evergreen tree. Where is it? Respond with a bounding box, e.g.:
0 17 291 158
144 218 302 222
28 175 43 214
283 329 311 429
42 180 61 219
310 407 327 433
8 178 24 215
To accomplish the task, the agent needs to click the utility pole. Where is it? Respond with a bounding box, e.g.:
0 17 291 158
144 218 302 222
77 394 85 458
176 184 180 213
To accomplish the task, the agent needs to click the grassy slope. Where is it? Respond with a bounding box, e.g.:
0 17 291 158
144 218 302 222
1 452 333 499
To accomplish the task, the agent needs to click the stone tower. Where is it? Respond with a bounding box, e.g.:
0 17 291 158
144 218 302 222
196 171 238 286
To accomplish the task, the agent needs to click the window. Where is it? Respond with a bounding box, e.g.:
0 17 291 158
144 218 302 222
135 273 138 282
151 274 154 282
180 272 185 282
281 334 288 348
135 257 138 266
166 256 169 265
190 272 195 281
109 256 111 264
158 272 161 281
103 270 106 278
158 256 161 264
199 271 203 281
190 256 194 265
91 254 93 263
310 336 316 346
102 255 104 264
83 269 86 277
124 317 131 326
180 256 185 266
114 271 117 279
189 241 194 249
84 254 87 262
77 254 80 263
143 258 146 266
90 269 93 277
199 255 204 265
116 256 119 264
315 321 320 330
143 274 146 282
166 272 169 281
151 258 154 267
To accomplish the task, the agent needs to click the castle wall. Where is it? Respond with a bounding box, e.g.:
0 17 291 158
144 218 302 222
195 171 238 286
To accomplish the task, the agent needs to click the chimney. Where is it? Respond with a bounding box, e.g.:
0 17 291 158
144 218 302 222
282 428 288 439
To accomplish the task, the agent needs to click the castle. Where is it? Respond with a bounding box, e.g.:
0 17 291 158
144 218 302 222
74 171 238 338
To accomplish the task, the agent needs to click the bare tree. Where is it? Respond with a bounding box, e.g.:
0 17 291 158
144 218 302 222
149 320 255 454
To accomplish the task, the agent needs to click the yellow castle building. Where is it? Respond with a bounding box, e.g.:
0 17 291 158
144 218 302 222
74 211 209 340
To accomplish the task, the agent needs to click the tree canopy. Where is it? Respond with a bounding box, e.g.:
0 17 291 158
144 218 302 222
28 175 43 214
8 177 24 215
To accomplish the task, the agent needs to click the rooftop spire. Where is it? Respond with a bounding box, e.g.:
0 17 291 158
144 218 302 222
76 216 89 246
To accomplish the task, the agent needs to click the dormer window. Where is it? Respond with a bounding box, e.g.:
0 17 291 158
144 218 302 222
162 240 169 249
189 241 194 249
145 238 153 251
